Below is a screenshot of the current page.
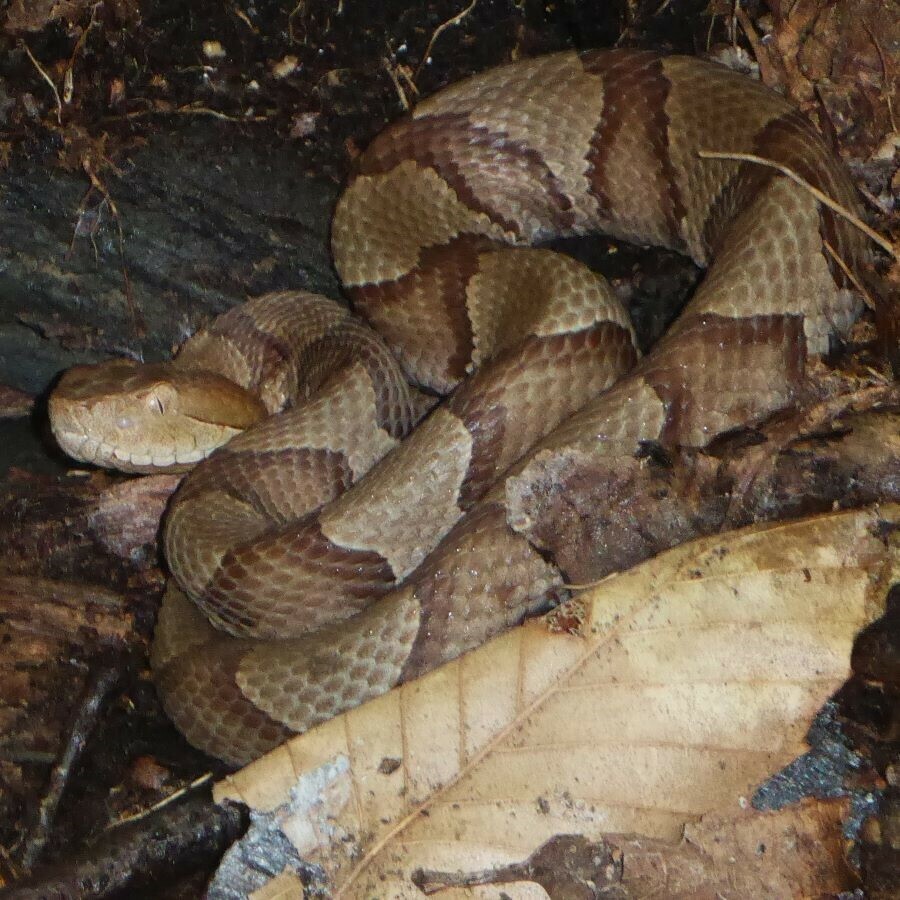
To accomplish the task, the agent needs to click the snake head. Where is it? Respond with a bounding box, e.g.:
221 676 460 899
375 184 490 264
49 359 267 473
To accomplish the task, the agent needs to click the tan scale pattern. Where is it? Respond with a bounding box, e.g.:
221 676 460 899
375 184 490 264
520 376 670 463
237 589 422 735
752 111 867 291
581 49 687 250
358 112 577 240
465 248 634 368
164 488 271 608
319 408 475 579
199 518 395 638
312 251 633 590
174 446 352 532
687 178 849 355
400 500 567 679
151 586 299 765
660 55 797 263
193 361 401 479
173 333 259 402
150 581 221 672
175 292 350 412
450 324 638 504
640 313 807 446
164 309 416 614
166 52 867 762
332 162 508 288
412 53 605 233
350 236 489 390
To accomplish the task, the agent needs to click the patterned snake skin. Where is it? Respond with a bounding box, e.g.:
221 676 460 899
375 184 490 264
50 49 868 765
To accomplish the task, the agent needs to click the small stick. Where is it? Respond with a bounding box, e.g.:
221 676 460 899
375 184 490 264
287 0 305 43
564 577 613 591
21 664 122 872
863 21 896 133
81 158 146 338
65 1 102 105
22 43 63 125
653 0 673 16
697 150 896 257
396 64 419 101
414 0 479 81
733 4 777 87
109 104 271 123
108 773 214 829
230 4 256 32
169 105 269 122
383 58 413 111
822 239 877 310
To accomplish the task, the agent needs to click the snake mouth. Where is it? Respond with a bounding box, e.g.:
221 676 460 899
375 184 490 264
51 426 215 474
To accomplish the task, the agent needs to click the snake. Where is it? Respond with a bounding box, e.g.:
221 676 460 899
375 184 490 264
49 49 868 766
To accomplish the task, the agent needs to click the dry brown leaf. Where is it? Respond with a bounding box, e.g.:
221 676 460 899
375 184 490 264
411 800 855 897
214 504 899 898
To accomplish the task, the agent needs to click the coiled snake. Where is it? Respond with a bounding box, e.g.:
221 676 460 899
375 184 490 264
50 49 868 765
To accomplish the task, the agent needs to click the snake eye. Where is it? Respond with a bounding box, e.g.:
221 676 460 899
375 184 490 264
146 384 177 415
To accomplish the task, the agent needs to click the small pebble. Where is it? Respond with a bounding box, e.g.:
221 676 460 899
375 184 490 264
130 755 171 791
202 40 226 61
271 55 300 79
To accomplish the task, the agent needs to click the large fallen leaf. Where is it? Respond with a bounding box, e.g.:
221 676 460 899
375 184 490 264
214 504 899 898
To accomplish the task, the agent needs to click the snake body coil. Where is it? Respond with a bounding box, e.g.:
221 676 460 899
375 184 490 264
50 49 867 765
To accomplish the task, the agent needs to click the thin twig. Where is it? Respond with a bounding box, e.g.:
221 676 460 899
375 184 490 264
863 21 896 133
22 43 63 125
414 0 479 81
22 665 122 872
564 574 616 591
81 158 146 338
192 106 261 122
288 0 305 43
822 239 877 310
108 773 214 829
733 3 776 86
65 1 102 105
170 105 269 122
697 150 896 257
108 104 271 123
653 0 673 16
397 64 419 101
230 3 257 32
383 58 413 111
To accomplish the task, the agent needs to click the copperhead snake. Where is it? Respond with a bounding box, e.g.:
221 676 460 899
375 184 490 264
49 49 868 766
